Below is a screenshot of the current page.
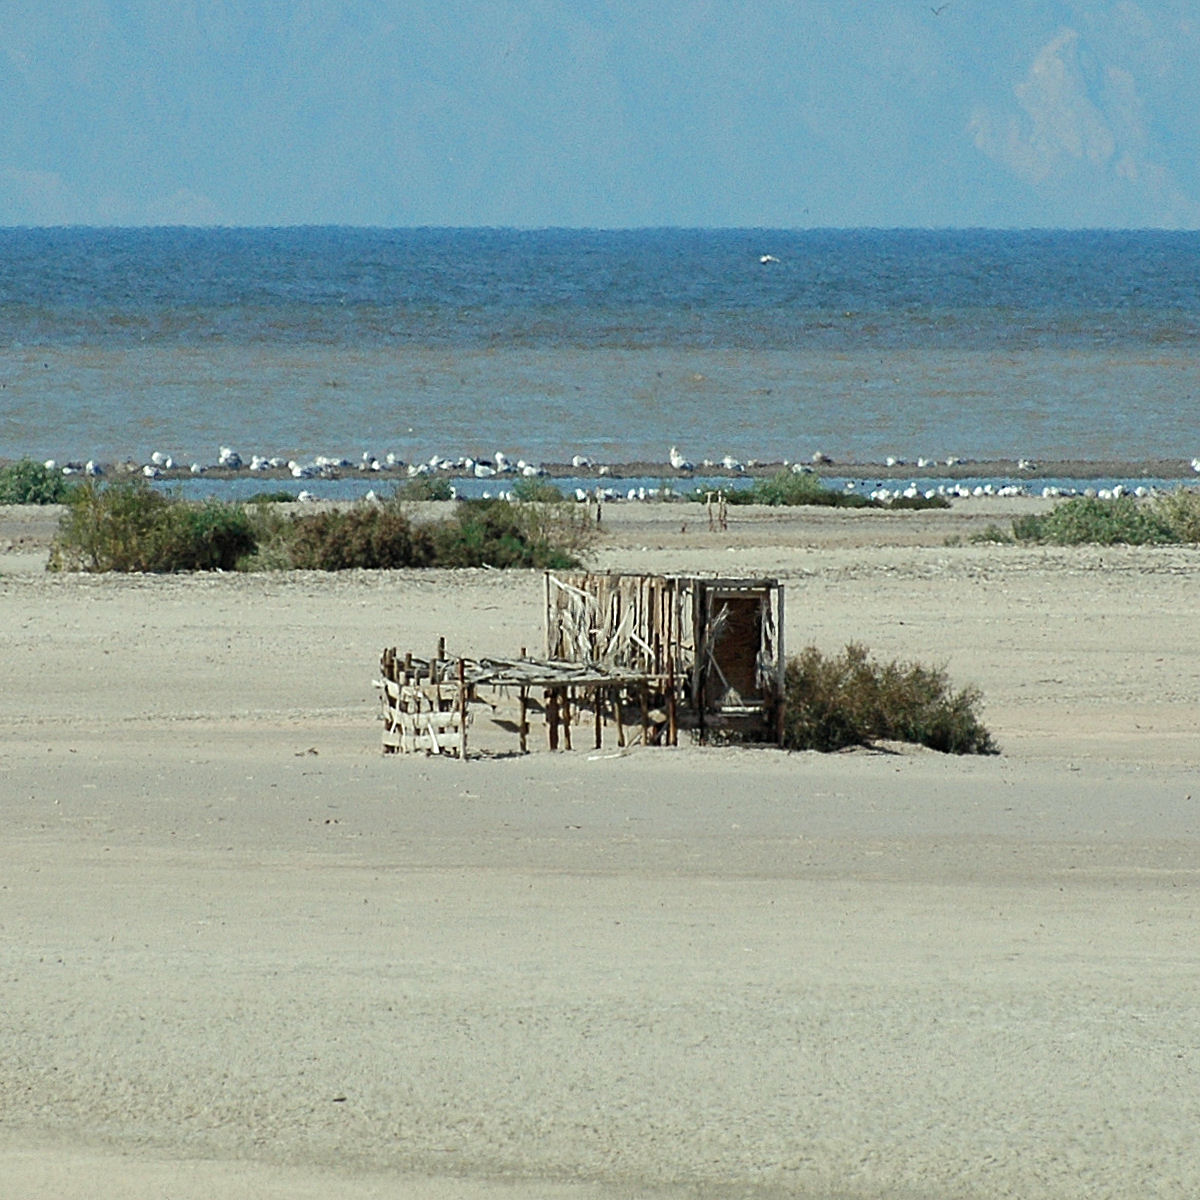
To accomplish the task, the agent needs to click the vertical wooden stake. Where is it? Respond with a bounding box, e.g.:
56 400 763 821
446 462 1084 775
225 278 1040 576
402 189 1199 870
519 687 529 754
547 689 559 751
562 689 573 751
456 658 467 760
593 687 602 749
614 689 625 748
666 659 678 746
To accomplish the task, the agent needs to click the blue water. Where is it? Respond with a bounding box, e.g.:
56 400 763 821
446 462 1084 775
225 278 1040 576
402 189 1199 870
2 227 1199 466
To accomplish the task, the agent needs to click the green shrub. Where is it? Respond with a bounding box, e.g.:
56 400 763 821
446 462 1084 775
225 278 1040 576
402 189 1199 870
47 483 594 573
393 476 454 501
720 471 946 510
783 643 998 755
284 504 435 570
885 493 950 511
724 470 863 507
0 458 78 505
1152 487 1200 542
510 476 566 503
1010 496 1173 545
49 479 255 572
244 490 297 504
430 499 584 569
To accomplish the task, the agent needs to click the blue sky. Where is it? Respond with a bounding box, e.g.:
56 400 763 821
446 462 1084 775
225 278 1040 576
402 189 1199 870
2 1 1198 228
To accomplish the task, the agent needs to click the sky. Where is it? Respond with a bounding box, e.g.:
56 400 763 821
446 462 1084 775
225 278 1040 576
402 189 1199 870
2 1 1198 229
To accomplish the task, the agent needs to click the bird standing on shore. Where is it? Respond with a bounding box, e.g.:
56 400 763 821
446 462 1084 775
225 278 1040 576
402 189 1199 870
669 445 693 471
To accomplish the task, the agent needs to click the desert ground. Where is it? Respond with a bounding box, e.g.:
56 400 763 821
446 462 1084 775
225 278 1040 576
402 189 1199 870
2 497 1198 1199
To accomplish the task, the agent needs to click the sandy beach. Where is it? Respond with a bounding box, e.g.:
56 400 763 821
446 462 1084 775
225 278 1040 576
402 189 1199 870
2 497 1198 1199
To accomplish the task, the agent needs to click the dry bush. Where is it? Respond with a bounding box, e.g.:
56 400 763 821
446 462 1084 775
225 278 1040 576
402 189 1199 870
783 643 997 755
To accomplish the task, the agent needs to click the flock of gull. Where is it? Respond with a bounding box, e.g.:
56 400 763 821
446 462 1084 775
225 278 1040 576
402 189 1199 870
40 446 1200 504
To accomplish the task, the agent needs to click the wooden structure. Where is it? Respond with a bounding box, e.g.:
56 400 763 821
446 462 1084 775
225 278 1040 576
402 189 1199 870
544 572 785 741
377 646 471 757
378 645 673 756
377 573 784 756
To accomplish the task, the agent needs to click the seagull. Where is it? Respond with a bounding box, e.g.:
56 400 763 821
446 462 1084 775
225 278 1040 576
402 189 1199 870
668 445 693 471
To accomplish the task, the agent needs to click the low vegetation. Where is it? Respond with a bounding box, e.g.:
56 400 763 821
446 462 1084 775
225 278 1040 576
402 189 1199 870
0 458 79 505
715 470 949 510
391 476 455 502
47 479 594 573
972 490 1200 546
782 642 998 755
48 479 257 572
509 476 566 503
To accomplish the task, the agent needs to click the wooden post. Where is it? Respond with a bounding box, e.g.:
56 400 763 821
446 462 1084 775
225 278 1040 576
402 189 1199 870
593 687 602 749
519 687 529 753
562 689 573 751
640 684 650 745
666 659 677 746
614 689 625 748
775 583 786 746
547 689 559 751
456 658 467 760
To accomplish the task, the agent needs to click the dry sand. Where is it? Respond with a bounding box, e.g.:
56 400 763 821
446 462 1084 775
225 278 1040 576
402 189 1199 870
2 499 1199 1199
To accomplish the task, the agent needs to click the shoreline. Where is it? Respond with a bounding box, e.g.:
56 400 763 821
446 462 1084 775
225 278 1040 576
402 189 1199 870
7 453 1200 485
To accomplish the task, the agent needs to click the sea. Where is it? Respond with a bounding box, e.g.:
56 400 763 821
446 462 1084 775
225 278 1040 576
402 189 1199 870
2 226 1199 490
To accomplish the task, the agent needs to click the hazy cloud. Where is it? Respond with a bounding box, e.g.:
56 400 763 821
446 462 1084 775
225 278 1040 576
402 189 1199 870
140 189 225 227
969 23 1200 227
0 167 83 225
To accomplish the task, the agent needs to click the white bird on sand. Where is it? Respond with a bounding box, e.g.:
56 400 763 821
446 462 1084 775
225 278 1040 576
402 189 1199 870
668 445 693 471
